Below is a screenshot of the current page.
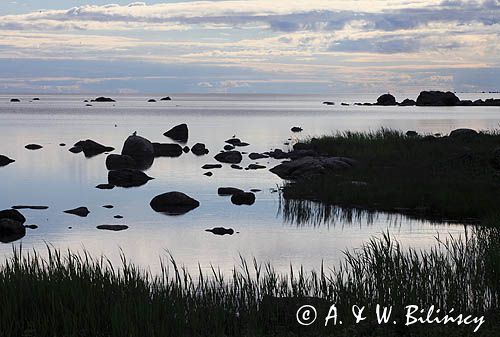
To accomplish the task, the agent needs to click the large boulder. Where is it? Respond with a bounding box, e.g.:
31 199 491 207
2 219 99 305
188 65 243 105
449 128 479 138
0 218 26 243
108 169 154 187
0 155 15 167
164 124 188 143
376 94 397 106
231 192 256 205
0 209 26 224
191 143 209 156
416 91 460 106
214 151 242 164
270 156 356 179
106 154 136 170
72 139 114 157
122 134 154 168
152 143 183 157
150 192 200 215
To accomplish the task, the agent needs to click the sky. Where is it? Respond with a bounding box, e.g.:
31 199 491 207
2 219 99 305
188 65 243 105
0 0 498 94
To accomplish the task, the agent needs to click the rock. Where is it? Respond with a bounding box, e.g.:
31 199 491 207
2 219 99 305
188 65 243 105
449 128 479 138
265 149 289 159
416 91 460 106
0 209 26 224
291 127 303 132
249 153 268 160
224 145 235 151
0 155 15 167
231 192 256 205
10 98 20 103
183 146 190 153
218 187 244 196
322 101 334 105
11 205 48 210
214 151 242 164
270 156 356 179
108 169 153 188
64 207 90 217
406 130 418 137
72 139 114 157
376 94 397 106
341 103 349 106
482 98 500 106
97 225 128 231
106 154 136 170
0 219 26 243
152 143 183 157
191 143 209 156
160 96 172 101
122 134 155 168
202 164 222 169
164 124 188 143
148 99 157 102
96 183 115 190
102 205 114 209
204 172 213 177
59 143 66 146
246 164 266 170
25 144 43 150
399 98 416 106
32 98 40 101
231 164 243 170
25 224 38 229
225 138 242 145
86 104 93 107
114 215 123 219
150 192 200 215
205 227 234 235
91 97 115 102
250 189 261 192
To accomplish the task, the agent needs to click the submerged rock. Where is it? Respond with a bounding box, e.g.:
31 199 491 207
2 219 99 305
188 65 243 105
150 192 200 215
97 224 128 231
246 164 266 170
214 151 242 164
72 139 114 157
25 224 38 229
0 209 26 224
191 143 209 156
218 187 244 196
205 227 234 236
25 144 43 150
108 169 153 188
249 153 268 160
153 143 183 157
96 183 115 190
91 96 115 102
231 164 243 170
11 205 48 210
0 219 26 243
122 134 154 168
231 192 256 205
106 154 136 170
183 146 190 153
224 145 235 151
164 124 188 143
416 91 460 106
202 163 222 169
0 155 15 167
64 207 90 217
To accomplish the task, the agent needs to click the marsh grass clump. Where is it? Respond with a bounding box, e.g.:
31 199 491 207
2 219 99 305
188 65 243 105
283 128 500 223
0 228 498 337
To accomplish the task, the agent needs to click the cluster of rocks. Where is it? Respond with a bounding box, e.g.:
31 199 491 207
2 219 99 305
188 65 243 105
217 187 256 205
353 91 500 107
0 209 27 243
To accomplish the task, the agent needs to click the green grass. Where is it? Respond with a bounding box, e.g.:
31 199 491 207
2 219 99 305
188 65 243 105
283 129 500 224
0 228 498 336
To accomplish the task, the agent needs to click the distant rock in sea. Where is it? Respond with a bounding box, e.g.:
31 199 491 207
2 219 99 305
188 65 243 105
160 96 172 101
416 91 460 106
91 96 115 102
10 98 20 103
0 155 15 167
376 94 397 106
164 123 188 143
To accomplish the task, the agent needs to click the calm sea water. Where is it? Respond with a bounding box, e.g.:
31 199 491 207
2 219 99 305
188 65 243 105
1 93 499 274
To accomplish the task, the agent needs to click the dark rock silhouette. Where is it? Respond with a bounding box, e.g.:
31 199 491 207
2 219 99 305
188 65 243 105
148 99 156 102
399 99 416 106
160 96 172 101
114 215 123 219
341 103 349 106
202 163 222 169
25 224 38 229
376 94 397 106
231 192 256 205
191 143 209 156
150 192 200 215
122 134 154 169
108 169 153 188
406 131 418 137
97 224 128 231
64 207 90 217
0 218 26 243
205 227 234 235
249 153 268 160
322 101 334 105
102 205 114 209
231 164 243 170
246 164 266 170
25 144 43 150
204 172 213 177
32 98 40 101
183 146 190 153
152 143 183 157
10 98 20 103
164 124 188 143
218 187 244 196
91 97 115 102
0 209 26 224
106 154 136 170
96 183 115 190
0 155 15 167
11 205 48 210
416 91 460 106
291 127 303 132
214 151 242 164
224 145 235 151
449 128 478 138
71 139 114 157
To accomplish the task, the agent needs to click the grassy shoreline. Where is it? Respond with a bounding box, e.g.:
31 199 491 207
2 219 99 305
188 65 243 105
0 228 498 336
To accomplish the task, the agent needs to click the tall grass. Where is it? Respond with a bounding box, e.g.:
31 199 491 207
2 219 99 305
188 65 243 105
0 228 498 336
